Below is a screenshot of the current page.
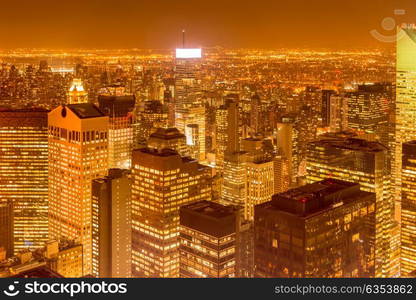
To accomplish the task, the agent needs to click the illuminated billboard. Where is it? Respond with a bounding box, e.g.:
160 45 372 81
176 48 202 59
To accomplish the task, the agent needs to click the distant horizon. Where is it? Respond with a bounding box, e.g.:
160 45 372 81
0 0 414 49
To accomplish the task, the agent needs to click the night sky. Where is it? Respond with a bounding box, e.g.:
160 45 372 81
0 0 415 49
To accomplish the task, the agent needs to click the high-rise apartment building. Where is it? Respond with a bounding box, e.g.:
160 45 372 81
92 169 132 278
306 137 398 277
179 201 240 278
0 109 49 254
401 141 416 276
48 104 109 275
98 87 135 169
254 179 376 277
131 147 211 277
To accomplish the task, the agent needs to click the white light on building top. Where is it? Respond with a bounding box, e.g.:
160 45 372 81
176 48 202 59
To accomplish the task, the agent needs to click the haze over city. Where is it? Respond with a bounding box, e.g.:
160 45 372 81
0 0 415 49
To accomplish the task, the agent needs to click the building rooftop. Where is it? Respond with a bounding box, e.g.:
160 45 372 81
312 137 387 152
180 201 240 238
9 265 63 278
149 127 185 140
182 200 240 219
98 94 135 117
66 103 105 119
260 179 374 217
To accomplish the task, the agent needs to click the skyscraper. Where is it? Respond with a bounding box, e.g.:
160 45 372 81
222 100 247 206
147 127 189 157
98 88 135 169
179 201 240 278
321 90 336 127
92 169 132 278
306 136 398 277
242 138 274 221
401 141 416 276
0 201 13 258
133 100 168 148
321 91 348 132
175 106 206 161
395 24 416 224
347 83 391 146
67 78 88 104
174 46 206 161
174 47 202 112
215 94 239 172
131 148 211 277
48 104 109 275
0 109 49 254
276 116 298 185
254 179 376 278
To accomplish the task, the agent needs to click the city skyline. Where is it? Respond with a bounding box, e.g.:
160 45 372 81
1 1 416 284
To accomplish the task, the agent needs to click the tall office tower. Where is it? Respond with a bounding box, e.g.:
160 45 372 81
241 138 274 221
175 106 206 161
215 104 228 171
131 148 211 278
0 201 13 258
347 83 391 146
329 94 349 132
395 24 416 221
67 78 88 104
401 141 416 276
0 109 49 254
321 90 336 127
215 94 240 172
147 127 189 157
245 160 274 220
250 94 261 134
236 220 254 278
44 240 84 278
254 179 376 278
222 100 247 206
48 104 109 275
92 169 131 278
276 115 298 185
98 88 135 169
174 46 206 161
321 91 348 132
306 137 398 277
134 100 168 148
273 156 290 194
174 47 202 112
179 201 240 278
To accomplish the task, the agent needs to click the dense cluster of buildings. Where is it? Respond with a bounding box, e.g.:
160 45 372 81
0 25 415 278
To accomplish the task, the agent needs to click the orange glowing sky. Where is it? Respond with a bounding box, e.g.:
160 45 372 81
0 0 415 49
